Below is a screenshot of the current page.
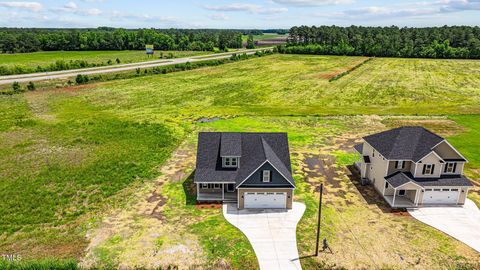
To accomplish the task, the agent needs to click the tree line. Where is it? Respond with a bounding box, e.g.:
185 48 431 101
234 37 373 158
0 28 244 53
282 25 480 59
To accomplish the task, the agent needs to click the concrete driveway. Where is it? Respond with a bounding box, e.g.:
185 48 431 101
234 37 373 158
408 199 480 252
223 202 306 270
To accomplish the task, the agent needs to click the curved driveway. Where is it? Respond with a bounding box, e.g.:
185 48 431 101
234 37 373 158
0 48 271 85
223 202 306 270
408 199 480 252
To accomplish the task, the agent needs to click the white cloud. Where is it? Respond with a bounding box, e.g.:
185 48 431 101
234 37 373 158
203 3 288 14
271 0 352 6
51 1 103 16
0 1 43 12
64 1 78 10
329 0 480 20
209 13 229 21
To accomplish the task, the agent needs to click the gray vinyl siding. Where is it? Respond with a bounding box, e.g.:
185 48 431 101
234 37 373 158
239 162 294 188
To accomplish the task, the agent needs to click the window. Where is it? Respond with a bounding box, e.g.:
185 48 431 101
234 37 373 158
442 189 450 191
262 170 271 182
451 189 459 192
444 162 456 173
395 160 405 169
423 164 434 175
398 190 406 196
425 189 433 191
223 157 239 168
372 150 375 157
434 188 441 191
214 183 220 189
201 183 208 189
385 182 389 189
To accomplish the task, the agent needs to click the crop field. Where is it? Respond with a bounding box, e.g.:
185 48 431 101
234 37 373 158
1 54 480 269
0 50 211 73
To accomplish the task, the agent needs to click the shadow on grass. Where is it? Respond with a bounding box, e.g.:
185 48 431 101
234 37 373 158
182 170 197 206
346 165 393 213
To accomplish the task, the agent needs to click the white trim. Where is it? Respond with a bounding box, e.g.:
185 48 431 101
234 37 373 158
195 181 235 184
387 179 423 189
238 187 294 190
417 150 444 164
414 190 419 206
235 160 296 188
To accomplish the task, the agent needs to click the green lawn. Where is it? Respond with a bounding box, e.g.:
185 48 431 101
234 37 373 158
1 54 480 269
0 50 211 74
81 54 480 117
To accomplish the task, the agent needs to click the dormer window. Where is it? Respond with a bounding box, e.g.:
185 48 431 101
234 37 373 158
262 170 271 182
223 157 239 168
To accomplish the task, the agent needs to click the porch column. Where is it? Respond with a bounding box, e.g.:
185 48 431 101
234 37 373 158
414 189 420 206
222 183 224 200
392 188 397 207
196 183 199 199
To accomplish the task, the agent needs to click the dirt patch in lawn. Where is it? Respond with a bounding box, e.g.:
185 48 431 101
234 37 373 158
80 141 203 269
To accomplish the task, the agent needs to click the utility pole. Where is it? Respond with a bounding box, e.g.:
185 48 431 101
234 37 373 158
315 183 323 256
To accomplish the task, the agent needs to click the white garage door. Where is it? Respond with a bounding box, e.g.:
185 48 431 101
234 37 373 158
244 192 286 209
423 188 460 204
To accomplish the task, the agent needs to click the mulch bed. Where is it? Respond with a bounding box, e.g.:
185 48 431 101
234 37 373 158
196 203 222 209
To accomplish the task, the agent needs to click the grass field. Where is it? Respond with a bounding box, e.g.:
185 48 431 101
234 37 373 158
242 33 288 42
1 54 480 269
0 50 211 73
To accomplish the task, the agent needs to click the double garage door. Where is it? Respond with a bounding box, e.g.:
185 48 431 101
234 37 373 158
423 188 460 204
244 192 287 209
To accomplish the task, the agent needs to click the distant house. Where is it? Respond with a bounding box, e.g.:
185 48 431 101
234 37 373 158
194 132 295 209
354 126 473 208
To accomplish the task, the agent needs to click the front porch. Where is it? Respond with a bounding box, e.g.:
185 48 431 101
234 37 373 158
196 182 238 202
384 195 416 208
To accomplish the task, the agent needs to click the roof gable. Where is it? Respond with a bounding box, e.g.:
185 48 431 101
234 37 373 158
237 161 295 188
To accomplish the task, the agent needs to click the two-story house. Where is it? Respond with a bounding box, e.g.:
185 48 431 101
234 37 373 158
354 126 473 207
194 132 296 209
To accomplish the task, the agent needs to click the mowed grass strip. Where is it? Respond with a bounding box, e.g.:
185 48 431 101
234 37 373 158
0 50 210 70
82 54 480 117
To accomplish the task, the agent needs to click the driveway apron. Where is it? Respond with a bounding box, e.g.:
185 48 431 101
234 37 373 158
223 202 306 270
408 199 480 252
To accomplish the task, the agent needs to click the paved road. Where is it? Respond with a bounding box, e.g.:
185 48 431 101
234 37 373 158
223 202 306 270
408 199 480 252
0 48 271 85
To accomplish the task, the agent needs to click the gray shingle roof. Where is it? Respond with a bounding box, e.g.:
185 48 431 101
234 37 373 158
194 132 294 187
220 133 241 157
385 171 473 188
363 126 444 162
354 143 363 154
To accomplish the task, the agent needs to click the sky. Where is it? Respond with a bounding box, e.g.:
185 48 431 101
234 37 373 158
0 0 479 29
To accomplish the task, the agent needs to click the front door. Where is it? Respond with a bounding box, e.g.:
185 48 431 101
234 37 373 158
227 183 235 192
